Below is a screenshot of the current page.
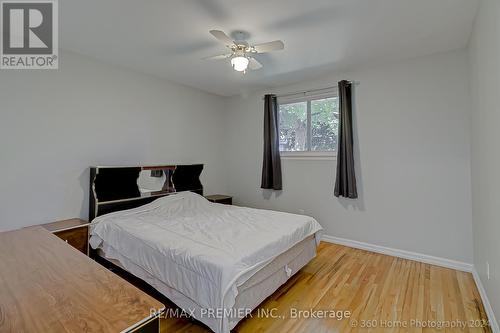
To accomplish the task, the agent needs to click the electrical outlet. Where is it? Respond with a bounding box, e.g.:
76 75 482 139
486 262 490 280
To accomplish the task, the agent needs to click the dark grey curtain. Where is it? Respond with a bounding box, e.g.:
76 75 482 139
334 80 358 198
261 94 282 190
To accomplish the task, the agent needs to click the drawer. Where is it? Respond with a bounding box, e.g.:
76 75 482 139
215 197 232 205
54 227 88 255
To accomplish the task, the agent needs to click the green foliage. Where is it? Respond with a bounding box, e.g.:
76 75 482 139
279 97 339 151
279 102 307 151
311 98 338 151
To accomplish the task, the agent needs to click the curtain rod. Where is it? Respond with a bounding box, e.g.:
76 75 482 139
263 81 360 100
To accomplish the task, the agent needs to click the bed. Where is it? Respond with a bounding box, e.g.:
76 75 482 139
88 165 323 333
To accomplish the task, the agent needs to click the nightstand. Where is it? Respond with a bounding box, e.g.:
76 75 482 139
205 194 233 205
41 218 89 255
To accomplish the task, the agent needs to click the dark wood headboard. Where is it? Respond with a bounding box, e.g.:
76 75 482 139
89 164 203 221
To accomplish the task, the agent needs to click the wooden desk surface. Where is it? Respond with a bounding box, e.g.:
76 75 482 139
41 218 89 232
0 227 164 332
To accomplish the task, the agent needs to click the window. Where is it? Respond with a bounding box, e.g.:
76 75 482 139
278 93 339 157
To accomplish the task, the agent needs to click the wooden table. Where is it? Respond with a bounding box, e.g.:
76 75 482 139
205 194 233 205
0 226 164 332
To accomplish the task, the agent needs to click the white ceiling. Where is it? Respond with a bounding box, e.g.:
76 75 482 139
61 0 479 96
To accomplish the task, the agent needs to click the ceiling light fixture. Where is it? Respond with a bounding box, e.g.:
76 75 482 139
204 30 285 73
231 56 249 72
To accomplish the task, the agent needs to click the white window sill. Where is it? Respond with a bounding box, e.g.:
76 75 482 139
279 151 337 160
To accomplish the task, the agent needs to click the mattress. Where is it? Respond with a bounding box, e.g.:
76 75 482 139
89 191 323 333
97 235 316 331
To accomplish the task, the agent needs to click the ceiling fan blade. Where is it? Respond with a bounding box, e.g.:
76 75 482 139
209 30 234 46
253 40 284 53
202 53 232 60
248 57 263 70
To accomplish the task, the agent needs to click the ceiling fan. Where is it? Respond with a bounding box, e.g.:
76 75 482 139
204 30 284 73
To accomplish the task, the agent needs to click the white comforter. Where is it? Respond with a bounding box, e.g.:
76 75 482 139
90 192 323 332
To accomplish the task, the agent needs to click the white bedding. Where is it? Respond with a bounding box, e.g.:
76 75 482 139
89 192 323 333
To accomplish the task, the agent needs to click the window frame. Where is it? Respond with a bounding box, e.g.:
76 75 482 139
277 90 338 160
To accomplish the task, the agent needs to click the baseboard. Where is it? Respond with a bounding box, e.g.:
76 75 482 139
472 269 500 333
321 234 473 272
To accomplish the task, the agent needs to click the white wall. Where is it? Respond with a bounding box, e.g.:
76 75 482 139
468 0 500 322
224 50 473 264
0 50 227 231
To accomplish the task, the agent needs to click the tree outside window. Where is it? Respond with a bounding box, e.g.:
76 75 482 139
279 97 338 152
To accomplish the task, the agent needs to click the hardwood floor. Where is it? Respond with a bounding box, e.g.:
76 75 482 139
160 242 492 333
